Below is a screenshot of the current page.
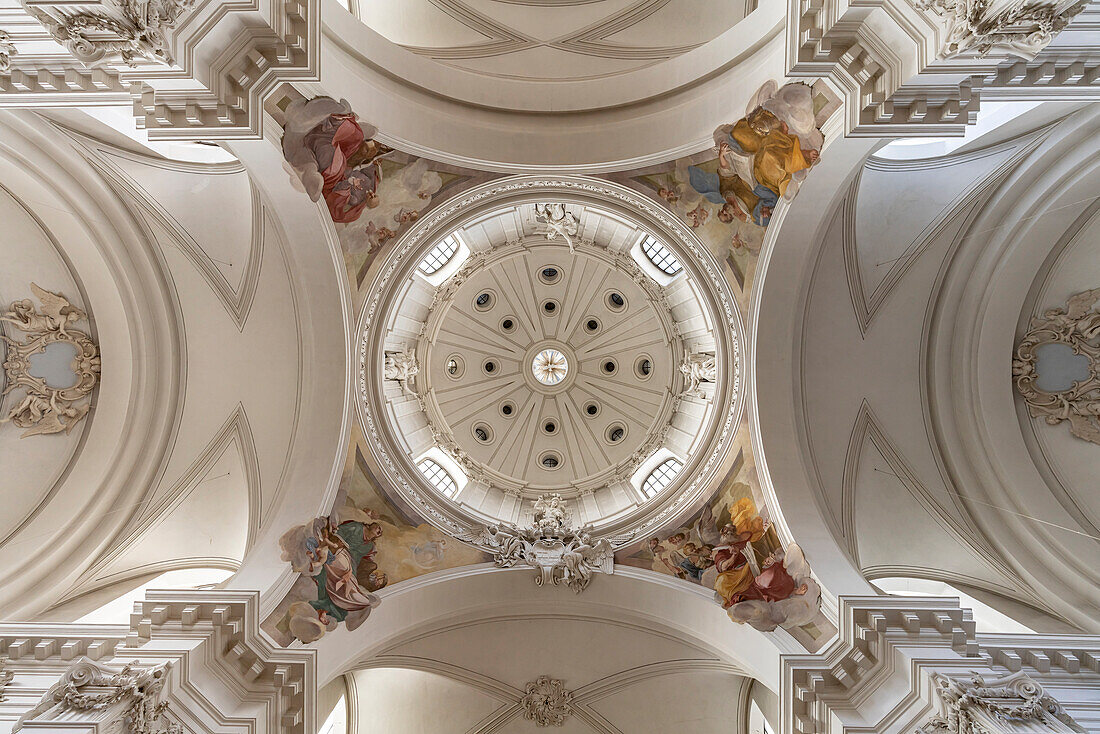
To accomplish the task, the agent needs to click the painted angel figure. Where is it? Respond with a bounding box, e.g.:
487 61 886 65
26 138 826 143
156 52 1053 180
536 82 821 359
680 352 717 397
383 350 419 394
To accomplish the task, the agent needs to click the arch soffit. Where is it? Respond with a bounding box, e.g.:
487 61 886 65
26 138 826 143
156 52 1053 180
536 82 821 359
309 565 790 691
750 104 1100 629
0 110 183 618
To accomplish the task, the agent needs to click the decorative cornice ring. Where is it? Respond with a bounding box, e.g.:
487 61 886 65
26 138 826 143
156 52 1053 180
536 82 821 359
355 175 745 541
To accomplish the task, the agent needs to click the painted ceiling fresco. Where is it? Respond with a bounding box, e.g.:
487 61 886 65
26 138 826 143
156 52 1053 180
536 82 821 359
269 80 839 648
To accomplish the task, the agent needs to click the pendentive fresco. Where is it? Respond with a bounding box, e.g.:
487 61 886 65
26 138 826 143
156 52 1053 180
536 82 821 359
264 427 490 645
270 81 833 646
280 95 496 292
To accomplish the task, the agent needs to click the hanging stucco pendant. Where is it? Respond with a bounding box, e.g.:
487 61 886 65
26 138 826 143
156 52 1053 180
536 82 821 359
467 494 614 593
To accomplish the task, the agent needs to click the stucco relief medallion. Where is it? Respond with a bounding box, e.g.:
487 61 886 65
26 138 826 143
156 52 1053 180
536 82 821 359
1 283 100 437
1013 288 1100 446
520 675 573 727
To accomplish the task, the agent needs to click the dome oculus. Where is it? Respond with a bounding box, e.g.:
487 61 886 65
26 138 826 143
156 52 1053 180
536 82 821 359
532 348 568 386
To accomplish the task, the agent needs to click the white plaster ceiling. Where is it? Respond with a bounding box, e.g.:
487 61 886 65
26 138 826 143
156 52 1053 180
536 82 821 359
366 189 740 533
752 103 1100 634
427 246 679 491
0 110 350 622
348 614 750 733
355 0 754 82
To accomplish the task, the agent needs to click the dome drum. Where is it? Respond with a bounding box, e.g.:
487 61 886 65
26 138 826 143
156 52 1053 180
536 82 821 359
358 177 744 540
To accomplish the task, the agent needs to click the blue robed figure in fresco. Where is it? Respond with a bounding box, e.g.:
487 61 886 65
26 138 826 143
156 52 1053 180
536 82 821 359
305 520 388 627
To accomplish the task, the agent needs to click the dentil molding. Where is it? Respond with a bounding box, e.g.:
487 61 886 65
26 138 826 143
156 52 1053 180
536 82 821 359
0 591 314 734
781 596 1100 734
1 0 319 139
785 0 1096 136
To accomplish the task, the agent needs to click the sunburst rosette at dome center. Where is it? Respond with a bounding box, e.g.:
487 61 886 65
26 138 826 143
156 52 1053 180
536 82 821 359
357 177 745 540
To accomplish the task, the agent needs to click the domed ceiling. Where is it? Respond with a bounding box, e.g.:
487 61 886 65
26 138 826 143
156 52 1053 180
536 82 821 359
357 178 744 536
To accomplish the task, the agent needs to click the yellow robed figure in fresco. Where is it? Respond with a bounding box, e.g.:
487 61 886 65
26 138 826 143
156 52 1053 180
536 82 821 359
730 108 815 199
711 498 768 608
692 105 821 227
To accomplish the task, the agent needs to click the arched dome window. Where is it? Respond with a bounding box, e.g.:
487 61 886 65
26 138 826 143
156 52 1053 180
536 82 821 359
417 458 458 497
418 235 459 275
642 457 683 498
640 235 682 275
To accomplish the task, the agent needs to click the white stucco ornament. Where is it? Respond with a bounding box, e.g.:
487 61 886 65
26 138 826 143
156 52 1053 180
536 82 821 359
1 283 100 437
521 675 573 727
679 351 717 398
915 0 1086 58
918 671 1084 733
0 660 13 702
467 494 613 593
534 202 580 253
14 657 180 734
1013 287 1100 446
25 0 197 66
383 349 419 394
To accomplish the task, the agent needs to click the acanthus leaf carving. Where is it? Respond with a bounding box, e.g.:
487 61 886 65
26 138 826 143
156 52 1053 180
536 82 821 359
24 0 196 67
1 283 100 438
520 675 574 727
14 657 181 734
915 0 1087 59
466 494 614 593
1012 287 1100 446
917 671 1085 733
0 659 13 702
0 30 16 72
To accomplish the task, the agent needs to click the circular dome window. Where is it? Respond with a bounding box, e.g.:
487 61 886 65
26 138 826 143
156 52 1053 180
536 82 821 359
473 423 494 444
606 291 626 312
538 450 563 470
474 291 495 311
539 266 562 284
532 348 568 386
445 355 464 379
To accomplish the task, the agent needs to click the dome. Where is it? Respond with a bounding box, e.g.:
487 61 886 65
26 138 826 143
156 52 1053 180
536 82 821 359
357 176 744 536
